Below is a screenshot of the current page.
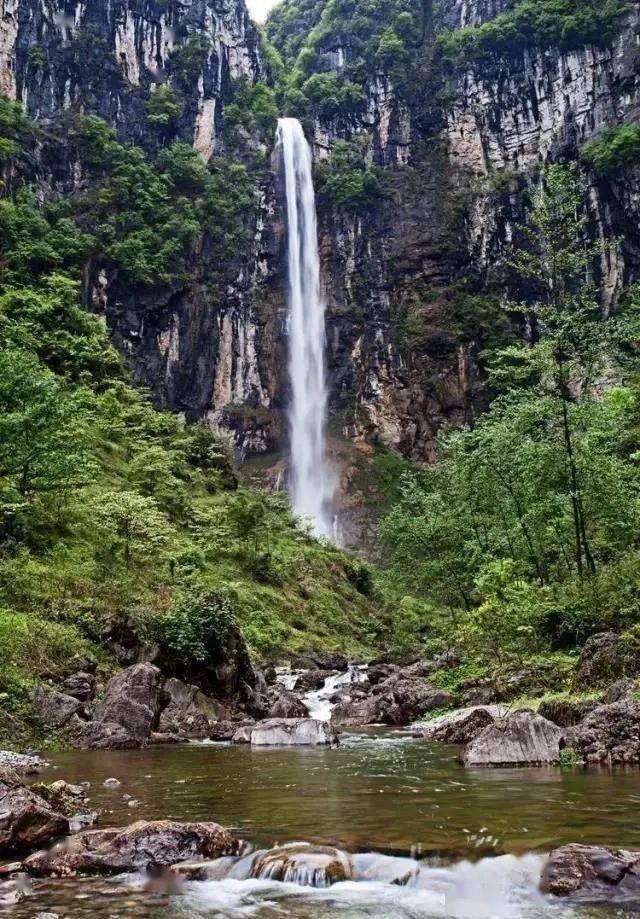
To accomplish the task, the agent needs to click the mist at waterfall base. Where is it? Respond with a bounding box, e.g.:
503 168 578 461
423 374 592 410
277 118 336 540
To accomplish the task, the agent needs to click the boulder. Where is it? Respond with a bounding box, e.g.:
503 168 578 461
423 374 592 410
0 768 69 854
463 710 564 767
158 678 223 739
367 664 398 685
209 719 254 742
537 698 599 727
74 721 140 750
290 655 318 671
251 843 352 886
577 632 640 688
541 844 640 897
23 820 240 877
331 696 396 727
312 652 348 672
31 688 85 729
294 670 334 693
232 718 336 746
374 676 453 723
565 700 640 764
77 663 162 748
603 678 636 704
62 672 96 702
461 688 496 707
268 690 308 720
422 707 496 744
435 647 462 669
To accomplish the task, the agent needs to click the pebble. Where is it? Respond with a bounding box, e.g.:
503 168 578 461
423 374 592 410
103 777 121 788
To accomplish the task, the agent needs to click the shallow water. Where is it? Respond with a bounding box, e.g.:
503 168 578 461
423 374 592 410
11 729 640 917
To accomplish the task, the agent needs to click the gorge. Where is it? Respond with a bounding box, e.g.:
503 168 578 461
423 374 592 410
1 0 640 916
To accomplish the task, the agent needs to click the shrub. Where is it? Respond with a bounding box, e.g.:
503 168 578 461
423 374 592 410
582 124 640 176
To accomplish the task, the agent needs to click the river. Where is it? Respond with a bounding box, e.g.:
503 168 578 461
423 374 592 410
13 728 640 917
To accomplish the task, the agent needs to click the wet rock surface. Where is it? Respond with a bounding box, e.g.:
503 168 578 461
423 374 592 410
23 820 240 877
0 767 69 855
251 843 352 886
541 844 640 898
462 710 564 767
232 718 336 746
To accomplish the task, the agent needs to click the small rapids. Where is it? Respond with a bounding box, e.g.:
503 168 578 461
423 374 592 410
275 664 368 721
176 849 601 918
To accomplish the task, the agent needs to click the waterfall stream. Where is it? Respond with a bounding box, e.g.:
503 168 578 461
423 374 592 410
277 117 334 538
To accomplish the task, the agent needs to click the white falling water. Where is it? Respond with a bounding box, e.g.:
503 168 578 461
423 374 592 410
277 117 334 538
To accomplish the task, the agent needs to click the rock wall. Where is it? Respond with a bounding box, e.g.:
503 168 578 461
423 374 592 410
2 0 640 494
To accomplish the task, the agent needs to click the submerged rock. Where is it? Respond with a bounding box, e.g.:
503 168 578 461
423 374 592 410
421 707 496 744
541 844 640 897
251 843 352 887
463 710 564 767
232 718 336 746
23 820 240 877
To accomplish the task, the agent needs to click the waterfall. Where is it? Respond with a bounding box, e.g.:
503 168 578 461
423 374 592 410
277 117 334 538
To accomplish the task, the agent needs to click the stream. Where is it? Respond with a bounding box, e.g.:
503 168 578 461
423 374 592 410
12 725 640 917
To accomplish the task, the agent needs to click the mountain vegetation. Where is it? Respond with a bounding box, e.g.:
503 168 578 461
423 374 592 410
0 93 389 747
1 0 640 751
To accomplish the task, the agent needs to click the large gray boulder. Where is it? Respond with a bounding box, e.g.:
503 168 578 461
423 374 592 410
565 700 640 764
23 820 240 877
31 687 85 728
463 710 564 767
76 663 162 748
422 707 496 744
541 844 640 897
268 690 309 720
331 696 394 727
0 767 69 854
0 752 47 776
158 678 224 739
232 718 335 746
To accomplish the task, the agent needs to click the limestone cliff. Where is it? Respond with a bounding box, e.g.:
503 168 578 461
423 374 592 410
2 0 640 530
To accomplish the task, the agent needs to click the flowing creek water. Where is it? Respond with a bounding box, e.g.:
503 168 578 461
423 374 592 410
12 725 640 918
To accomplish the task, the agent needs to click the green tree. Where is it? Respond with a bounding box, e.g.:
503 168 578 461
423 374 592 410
91 491 171 569
0 349 91 505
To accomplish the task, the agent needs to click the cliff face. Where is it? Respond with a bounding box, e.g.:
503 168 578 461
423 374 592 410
2 0 640 523
299 1 640 471
1 0 286 453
